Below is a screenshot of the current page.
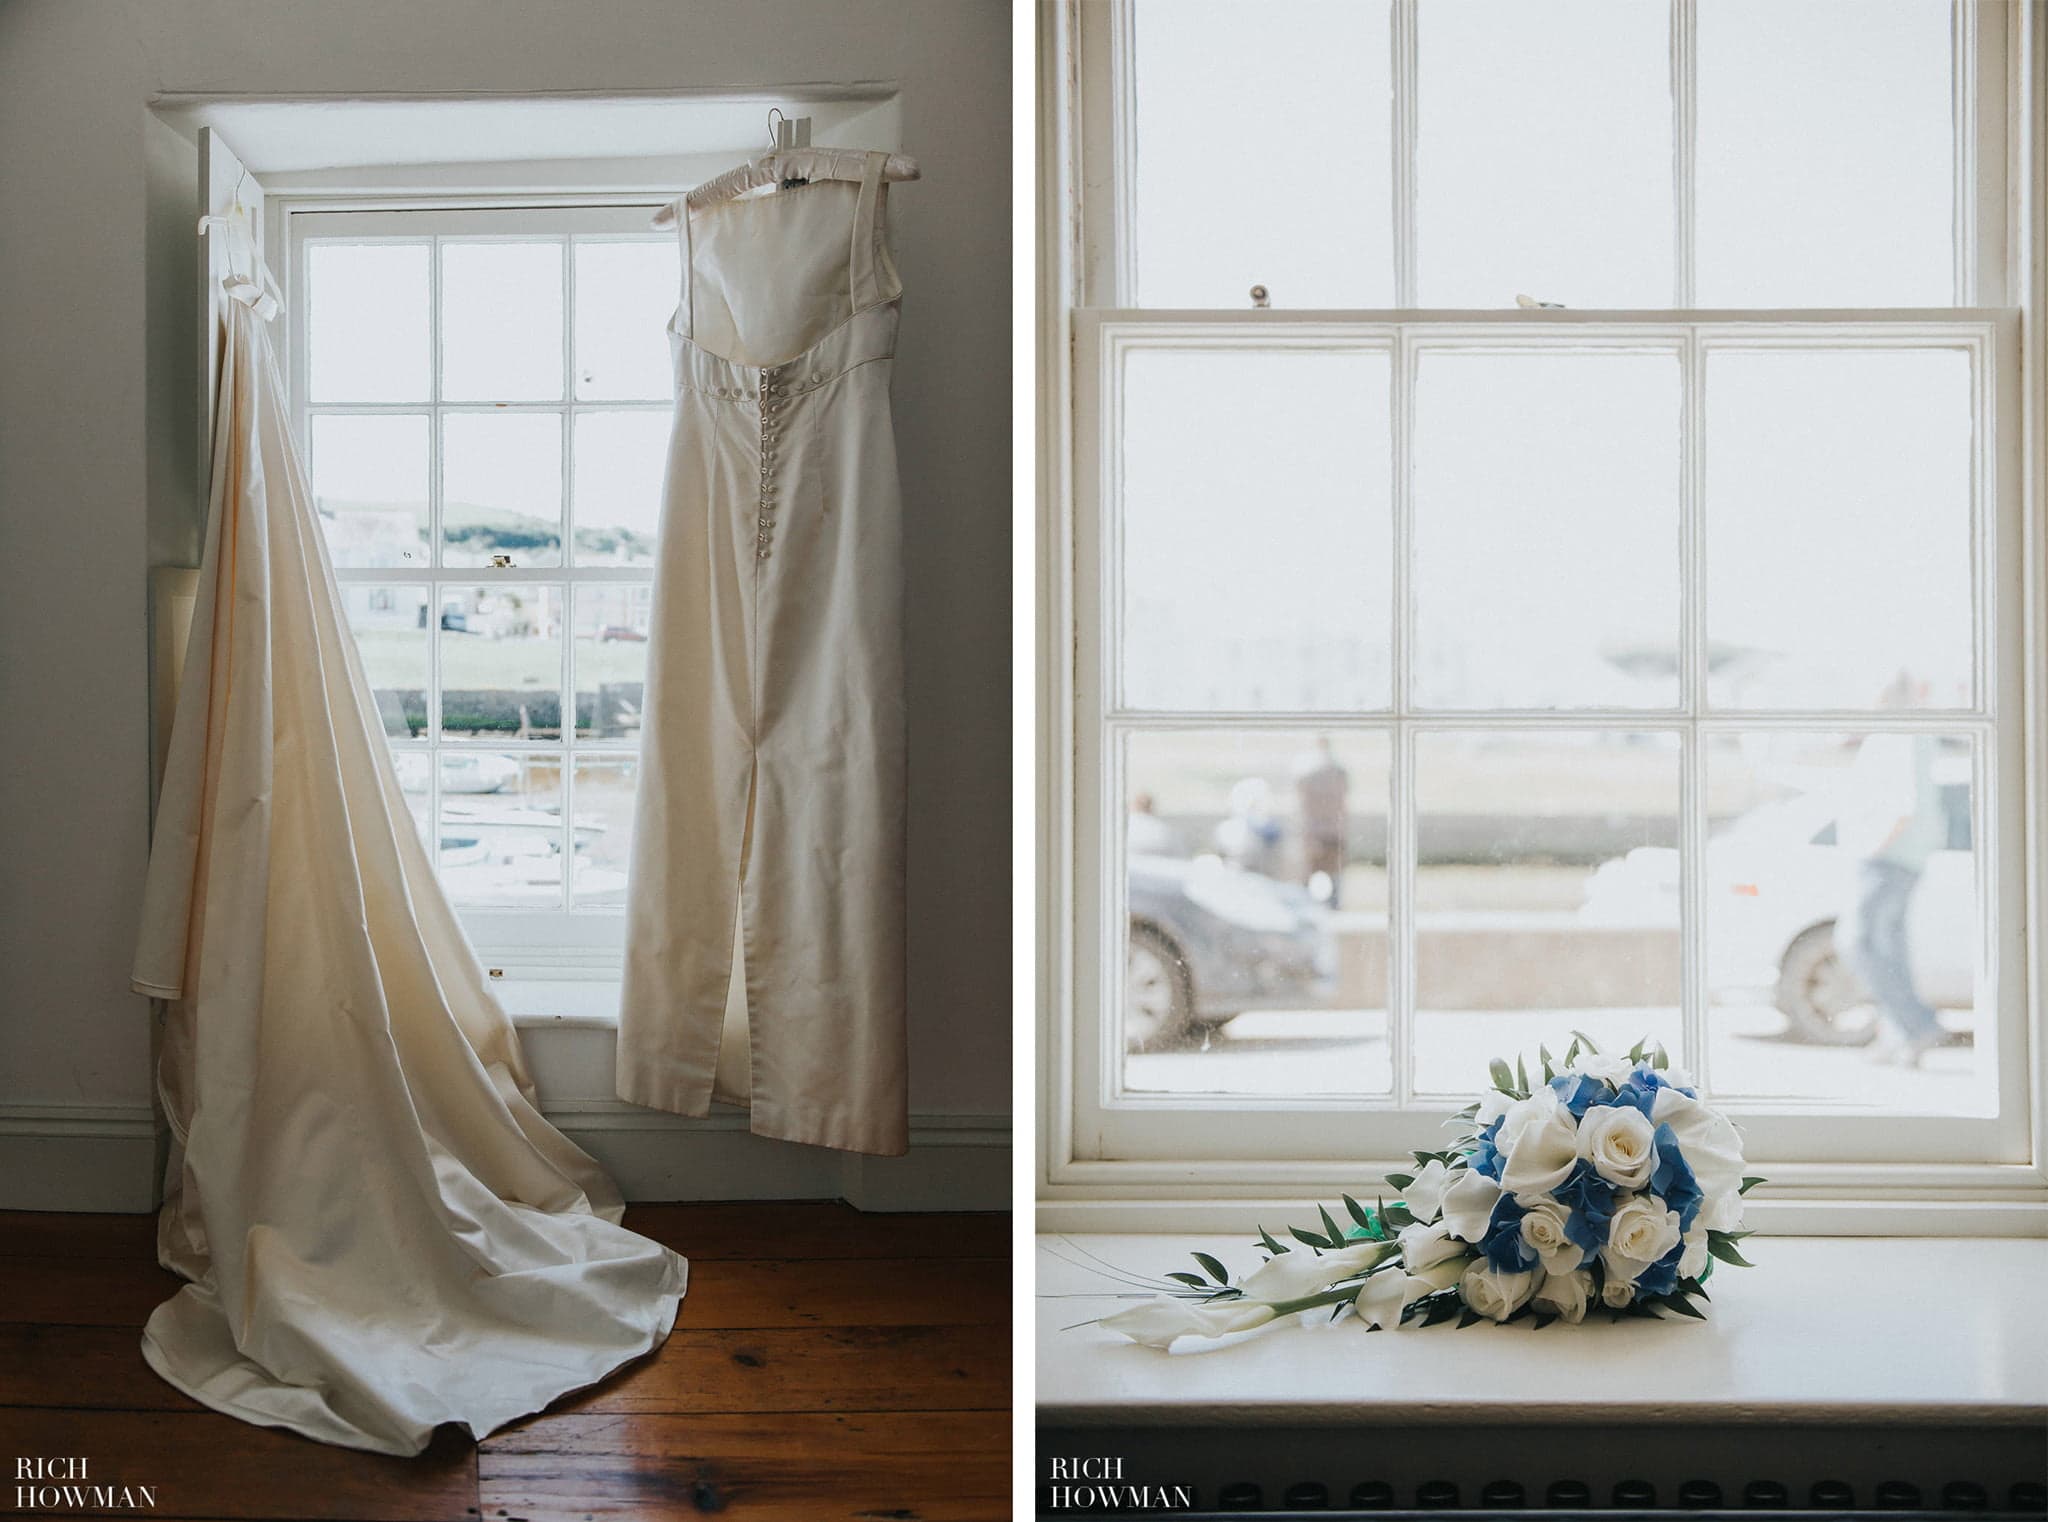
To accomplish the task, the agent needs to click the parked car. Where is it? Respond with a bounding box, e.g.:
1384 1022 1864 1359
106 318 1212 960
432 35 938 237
597 625 648 643
1583 762 1975 1045
1125 854 1333 1053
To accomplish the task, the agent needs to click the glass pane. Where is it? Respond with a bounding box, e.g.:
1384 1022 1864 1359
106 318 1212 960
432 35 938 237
1705 348 1973 710
1417 0 1673 307
437 753 565 910
438 584 564 742
440 242 564 402
307 243 429 402
1411 730 1681 1095
575 240 680 400
1705 730 1986 1113
1413 350 1680 708
442 413 564 569
572 410 668 566
573 585 652 742
1132 0 1393 307
339 584 429 739
571 755 639 906
388 750 434 849
1121 729 1390 1098
1698 0 1952 306
309 414 430 568
1121 348 1393 710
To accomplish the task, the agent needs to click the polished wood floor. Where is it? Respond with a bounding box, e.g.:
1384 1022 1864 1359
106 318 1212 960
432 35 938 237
0 1204 1010 1521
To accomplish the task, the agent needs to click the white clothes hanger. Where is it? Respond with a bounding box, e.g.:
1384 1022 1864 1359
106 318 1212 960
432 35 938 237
651 109 918 229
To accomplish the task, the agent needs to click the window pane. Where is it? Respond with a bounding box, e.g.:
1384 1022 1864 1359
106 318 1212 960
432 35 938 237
307 243 429 402
442 413 564 569
1120 347 1393 710
440 242 565 402
340 585 429 739
571 755 638 906
572 410 668 566
310 414 430 568
1417 0 1673 307
1705 730 1986 1113
575 240 680 400
1698 0 1953 306
438 584 564 742
1121 729 1390 1097
1413 350 1680 708
1132 0 1393 307
437 753 565 909
1705 348 1973 710
573 585 652 743
1411 731 1681 1096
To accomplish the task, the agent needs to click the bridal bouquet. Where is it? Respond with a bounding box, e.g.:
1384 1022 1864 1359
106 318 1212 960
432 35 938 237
1097 1036 1760 1347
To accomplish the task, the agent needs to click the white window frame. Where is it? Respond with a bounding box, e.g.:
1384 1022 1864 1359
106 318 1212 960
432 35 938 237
281 197 675 979
1038 0 2048 1231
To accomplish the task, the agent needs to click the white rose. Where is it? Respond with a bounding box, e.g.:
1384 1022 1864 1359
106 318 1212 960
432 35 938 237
1474 1089 1513 1127
1239 1240 1392 1303
1605 1194 1681 1269
1496 1091 1580 1199
1569 1052 1635 1087
1401 1158 1453 1222
1516 1198 1586 1278
1100 1296 1275 1348
1649 1088 1749 1232
1459 1259 1541 1322
1354 1271 1427 1331
1600 1276 1636 1309
1397 1218 1465 1272
1678 1227 1708 1281
1439 1166 1503 1243
1530 1267 1594 1325
1576 1103 1658 1190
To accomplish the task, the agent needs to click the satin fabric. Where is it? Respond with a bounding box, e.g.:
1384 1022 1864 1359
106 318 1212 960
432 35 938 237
616 153 909 1156
131 266 687 1456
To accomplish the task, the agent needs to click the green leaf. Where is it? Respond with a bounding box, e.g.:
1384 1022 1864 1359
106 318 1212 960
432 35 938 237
1515 1052 1530 1096
1319 1204 1346 1246
1705 1237 1754 1269
1627 1036 1647 1062
1570 1028 1600 1054
1531 1312 1557 1330
1539 1044 1554 1083
1384 1172 1416 1191
1257 1227 1288 1256
1165 1272 1208 1288
1343 1193 1376 1231
1192 1252 1231 1284
1652 1042 1670 1070
1739 1176 1765 1195
1658 1293 1708 1320
1456 1309 1483 1329
1563 1036 1582 1067
1290 1225 1332 1251
1488 1057 1515 1094
1381 1202 1417 1229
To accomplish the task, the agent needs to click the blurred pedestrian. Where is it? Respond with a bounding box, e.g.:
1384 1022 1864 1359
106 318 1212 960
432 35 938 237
1293 736 1349 906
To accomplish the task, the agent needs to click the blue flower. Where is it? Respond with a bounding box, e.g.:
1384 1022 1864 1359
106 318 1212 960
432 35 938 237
1468 1118 1506 1180
1649 1123 1703 1233
1619 1062 1698 1102
1478 1194 1538 1273
1548 1072 1606 1117
1590 1082 1657 1119
1632 1235 1687 1298
1553 1160 1614 1263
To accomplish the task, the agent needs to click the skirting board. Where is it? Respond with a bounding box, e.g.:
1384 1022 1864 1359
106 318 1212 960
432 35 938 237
0 1102 1009 1214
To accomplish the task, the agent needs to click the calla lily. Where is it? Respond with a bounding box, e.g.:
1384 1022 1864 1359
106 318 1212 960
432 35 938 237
1099 1296 1276 1349
1401 1157 1453 1222
1354 1271 1426 1330
1239 1240 1393 1302
1440 1165 1503 1243
1497 1091 1581 1199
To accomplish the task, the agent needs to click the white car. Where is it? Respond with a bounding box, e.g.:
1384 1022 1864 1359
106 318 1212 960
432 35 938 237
1583 764 1975 1045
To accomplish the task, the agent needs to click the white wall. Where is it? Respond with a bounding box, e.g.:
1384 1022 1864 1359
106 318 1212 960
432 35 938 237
0 0 1011 1206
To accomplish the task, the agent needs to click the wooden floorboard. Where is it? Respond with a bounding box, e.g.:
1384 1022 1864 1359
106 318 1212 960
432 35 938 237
476 1410 1010 1521
0 1204 1011 1521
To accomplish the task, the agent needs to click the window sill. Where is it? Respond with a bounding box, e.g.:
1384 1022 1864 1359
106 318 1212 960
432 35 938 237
1036 1234 2048 1427
493 976 622 1030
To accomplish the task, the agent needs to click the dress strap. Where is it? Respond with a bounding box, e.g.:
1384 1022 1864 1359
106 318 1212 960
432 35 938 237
848 150 892 313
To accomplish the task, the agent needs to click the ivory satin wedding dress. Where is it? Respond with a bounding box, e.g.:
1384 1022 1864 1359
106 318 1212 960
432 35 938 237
616 149 911 1157
132 255 688 1457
